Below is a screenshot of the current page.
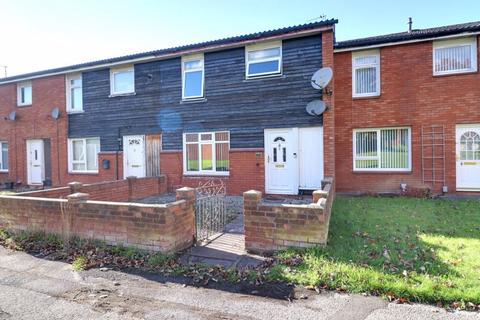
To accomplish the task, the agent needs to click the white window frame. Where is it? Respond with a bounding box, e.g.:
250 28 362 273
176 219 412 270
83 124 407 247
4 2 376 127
17 81 32 106
433 37 478 76
0 141 8 172
68 137 100 174
245 41 282 79
352 50 381 98
110 66 135 96
66 73 83 113
353 127 412 172
182 131 230 176
182 54 205 100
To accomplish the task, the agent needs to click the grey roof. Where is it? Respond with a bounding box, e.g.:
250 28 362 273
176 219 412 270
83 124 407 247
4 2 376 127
0 19 337 84
336 20 480 50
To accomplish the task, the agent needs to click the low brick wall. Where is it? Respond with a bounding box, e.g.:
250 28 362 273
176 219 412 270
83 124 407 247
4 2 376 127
244 177 335 253
0 187 195 253
19 176 167 202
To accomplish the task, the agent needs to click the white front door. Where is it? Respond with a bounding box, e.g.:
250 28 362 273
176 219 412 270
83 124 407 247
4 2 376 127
123 135 146 178
299 127 324 190
265 128 299 194
27 139 45 185
456 125 480 190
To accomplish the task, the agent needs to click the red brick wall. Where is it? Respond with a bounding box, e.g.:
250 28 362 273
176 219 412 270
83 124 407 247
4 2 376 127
0 187 195 252
0 76 68 186
244 178 335 253
322 30 336 179
334 37 480 194
160 149 265 195
19 176 167 202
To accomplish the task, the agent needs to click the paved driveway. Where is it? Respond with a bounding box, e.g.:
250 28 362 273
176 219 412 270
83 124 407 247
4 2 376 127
0 246 478 320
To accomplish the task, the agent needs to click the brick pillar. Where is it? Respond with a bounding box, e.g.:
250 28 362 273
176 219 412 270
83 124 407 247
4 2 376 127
68 182 83 194
175 187 196 247
243 190 262 253
67 192 89 203
322 30 335 179
126 176 137 201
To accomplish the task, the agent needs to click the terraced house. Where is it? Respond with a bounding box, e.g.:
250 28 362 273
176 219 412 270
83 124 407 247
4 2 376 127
0 19 479 196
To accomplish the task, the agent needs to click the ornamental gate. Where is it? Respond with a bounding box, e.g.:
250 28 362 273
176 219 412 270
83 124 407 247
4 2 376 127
195 180 227 243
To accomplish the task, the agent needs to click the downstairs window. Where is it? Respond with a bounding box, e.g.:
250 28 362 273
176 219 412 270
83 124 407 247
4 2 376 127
68 138 100 173
353 127 411 171
0 141 8 172
183 131 229 175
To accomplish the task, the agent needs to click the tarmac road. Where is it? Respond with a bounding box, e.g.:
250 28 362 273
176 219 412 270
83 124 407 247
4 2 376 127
0 246 478 320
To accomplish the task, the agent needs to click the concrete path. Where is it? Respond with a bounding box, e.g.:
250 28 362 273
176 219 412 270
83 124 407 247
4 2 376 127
180 215 265 268
0 247 479 320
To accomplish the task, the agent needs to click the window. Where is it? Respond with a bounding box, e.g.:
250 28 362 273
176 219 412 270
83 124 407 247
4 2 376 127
66 74 83 113
460 131 480 160
352 50 380 97
182 55 204 100
433 37 477 75
110 66 134 95
353 127 411 171
246 41 282 78
183 131 229 175
17 81 32 106
68 138 100 173
0 142 8 172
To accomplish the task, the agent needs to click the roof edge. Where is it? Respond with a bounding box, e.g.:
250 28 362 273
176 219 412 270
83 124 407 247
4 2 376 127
0 19 337 85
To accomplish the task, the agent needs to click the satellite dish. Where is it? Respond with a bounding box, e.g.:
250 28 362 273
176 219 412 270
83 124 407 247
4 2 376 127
306 100 327 116
8 111 16 121
51 108 60 120
311 67 333 90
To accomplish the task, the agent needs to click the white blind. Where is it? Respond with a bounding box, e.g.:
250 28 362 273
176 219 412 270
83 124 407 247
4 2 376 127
354 128 410 171
435 44 472 73
353 52 379 96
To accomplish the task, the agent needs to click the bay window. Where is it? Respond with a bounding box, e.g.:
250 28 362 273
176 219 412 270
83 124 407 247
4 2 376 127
68 138 100 173
353 127 411 171
183 131 229 175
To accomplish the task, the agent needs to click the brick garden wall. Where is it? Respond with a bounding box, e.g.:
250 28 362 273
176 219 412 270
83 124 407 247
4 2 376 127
244 177 335 253
0 187 196 252
19 176 167 202
334 37 480 195
160 149 265 195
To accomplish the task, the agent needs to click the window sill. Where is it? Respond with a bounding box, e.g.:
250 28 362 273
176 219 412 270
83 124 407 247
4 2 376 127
17 103 32 107
180 97 207 104
433 70 477 77
109 92 136 98
67 110 85 115
0 170 8 173
68 171 99 175
244 74 284 81
352 94 381 100
352 170 412 174
183 172 230 177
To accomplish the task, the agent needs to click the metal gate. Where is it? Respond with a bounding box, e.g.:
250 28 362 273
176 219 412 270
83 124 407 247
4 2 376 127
195 180 227 243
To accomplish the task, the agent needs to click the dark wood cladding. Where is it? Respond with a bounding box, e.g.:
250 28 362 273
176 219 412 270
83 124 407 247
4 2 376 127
69 35 324 151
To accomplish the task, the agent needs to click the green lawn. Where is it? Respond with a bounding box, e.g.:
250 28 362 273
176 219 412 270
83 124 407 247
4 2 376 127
269 196 480 306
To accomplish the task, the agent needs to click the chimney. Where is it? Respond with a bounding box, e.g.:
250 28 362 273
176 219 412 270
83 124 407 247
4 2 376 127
408 17 413 33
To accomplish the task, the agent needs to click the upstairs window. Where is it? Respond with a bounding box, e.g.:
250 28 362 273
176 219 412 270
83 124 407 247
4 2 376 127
66 74 83 113
183 131 229 175
433 37 477 75
353 127 411 172
0 141 8 172
182 55 204 100
246 42 282 78
110 66 135 95
352 50 380 97
68 138 100 173
17 81 32 106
